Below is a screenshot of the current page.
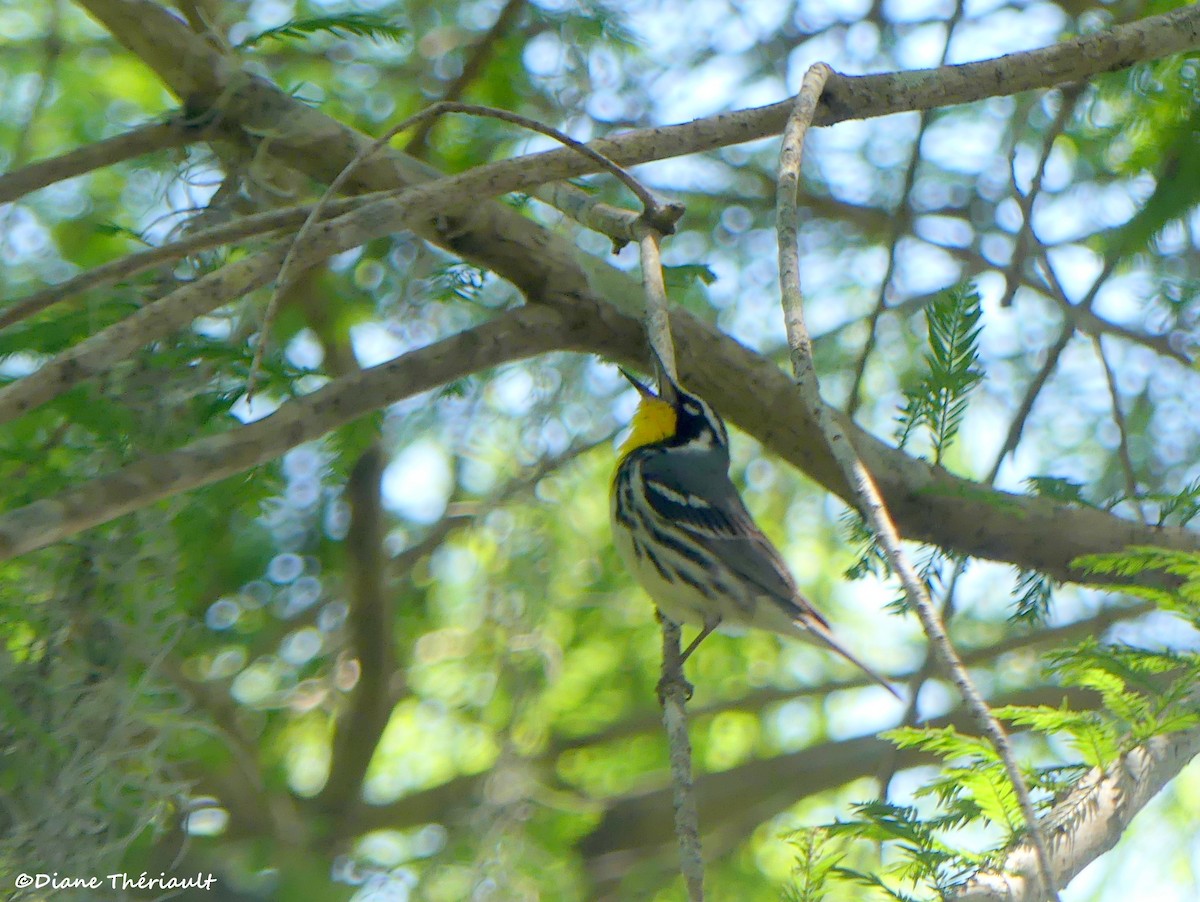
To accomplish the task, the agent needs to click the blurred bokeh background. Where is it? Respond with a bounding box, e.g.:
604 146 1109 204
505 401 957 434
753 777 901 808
2 0 1199 898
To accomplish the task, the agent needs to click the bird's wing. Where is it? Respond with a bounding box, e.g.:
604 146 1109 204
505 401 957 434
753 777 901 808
640 453 900 699
638 452 804 609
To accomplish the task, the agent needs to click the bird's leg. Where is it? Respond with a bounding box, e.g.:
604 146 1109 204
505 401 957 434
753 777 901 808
679 617 721 665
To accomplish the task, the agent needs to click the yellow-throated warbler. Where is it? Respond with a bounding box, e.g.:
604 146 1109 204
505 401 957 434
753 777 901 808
611 355 898 697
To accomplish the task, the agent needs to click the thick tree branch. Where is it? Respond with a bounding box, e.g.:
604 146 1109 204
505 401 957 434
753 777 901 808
24 0 1196 586
0 120 198 205
317 445 396 822
76 0 1200 201
581 685 1100 888
223 685 1095 856
950 727 1200 902
0 304 579 561
0 290 1196 585
644 312 1200 589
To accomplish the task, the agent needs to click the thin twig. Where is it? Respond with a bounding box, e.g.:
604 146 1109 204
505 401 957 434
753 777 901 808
876 556 963 795
638 227 703 901
659 615 704 901
0 305 570 561
1034 250 1190 364
984 213 1123 483
847 0 966 417
0 0 64 249
536 181 649 248
999 84 1086 308
882 309 1081 789
572 600 1151 760
0 193 355 330
776 62 1061 902
403 0 527 154
390 433 614 579
986 324 1074 482
584 684 1104 882
638 233 678 378
1092 335 1149 522
5 0 63 175
0 144 655 330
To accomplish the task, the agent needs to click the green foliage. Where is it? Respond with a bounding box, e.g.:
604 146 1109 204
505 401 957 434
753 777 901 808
995 701 1121 769
785 726 1018 899
1024 475 1095 507
886 727 1022 831
791 616 1200 901
1003 465 1200 618
1141 478 1200 527
1099 55 1200 261
895 283 983 464
0 521 191 883
1047 639 1200 743
842 281 987 598
238 13 407 49
793 799 984 901
785 828 843 902
1076 546 1200 613
841 509 956 616
663 262 717 287
7 0 1200 898
1011 568 1056 624
842 510 889 582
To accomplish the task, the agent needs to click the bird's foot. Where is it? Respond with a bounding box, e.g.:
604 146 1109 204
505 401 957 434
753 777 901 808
656 670 694 705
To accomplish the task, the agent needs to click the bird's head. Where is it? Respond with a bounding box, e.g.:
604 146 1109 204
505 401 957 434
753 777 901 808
618 352 729 459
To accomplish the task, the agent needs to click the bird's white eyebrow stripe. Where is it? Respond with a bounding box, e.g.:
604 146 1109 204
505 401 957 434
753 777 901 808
646 479 712 508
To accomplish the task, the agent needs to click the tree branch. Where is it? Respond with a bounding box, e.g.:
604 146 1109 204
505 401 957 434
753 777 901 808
0 304 577 561
776 62 1057 900
402 0 527 154
0 188 372 330
15 0 1195 588
636 228 704 901
554 600 1154 758
0 119 199 205
582 685 1100 888
950 727 1200 902
76 0 1200 225
317 445 397 822
1 286 1196 587
639 308 1200 588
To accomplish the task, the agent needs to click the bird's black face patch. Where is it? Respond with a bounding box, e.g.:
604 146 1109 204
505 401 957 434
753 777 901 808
670 389 728 451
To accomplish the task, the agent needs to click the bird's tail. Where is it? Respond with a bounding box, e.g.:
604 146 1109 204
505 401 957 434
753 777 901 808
797 612 902 700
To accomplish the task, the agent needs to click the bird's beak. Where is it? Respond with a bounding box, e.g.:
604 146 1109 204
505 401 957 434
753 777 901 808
619 368 656 398
649 348 680 406
620 349 681 405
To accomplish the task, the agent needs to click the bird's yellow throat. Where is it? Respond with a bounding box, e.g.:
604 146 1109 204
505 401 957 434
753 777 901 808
619 396 677 457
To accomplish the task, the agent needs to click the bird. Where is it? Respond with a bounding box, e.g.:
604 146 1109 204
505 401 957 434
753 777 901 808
610 352 900 698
